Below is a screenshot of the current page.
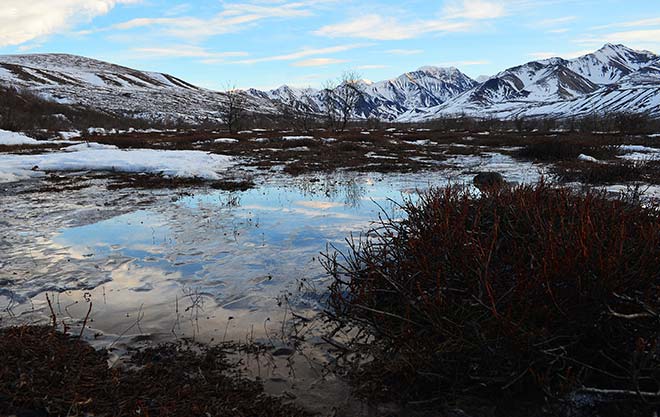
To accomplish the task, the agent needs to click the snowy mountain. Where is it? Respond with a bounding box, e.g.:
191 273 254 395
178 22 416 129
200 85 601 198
254 66 477 121
0 44 658 126
0 53 276 124
405 44 660 121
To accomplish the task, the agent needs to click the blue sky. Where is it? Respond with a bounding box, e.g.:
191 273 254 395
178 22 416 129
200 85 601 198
0 0 659 90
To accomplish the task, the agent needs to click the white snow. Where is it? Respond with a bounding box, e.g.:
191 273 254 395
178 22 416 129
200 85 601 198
619 145 660 153
59 131 81 140
214 138 239 144
404 139 433 146
0 130 41 145
0 147 234 183
62 142 119 152
282 135 314 141
578 154 600 163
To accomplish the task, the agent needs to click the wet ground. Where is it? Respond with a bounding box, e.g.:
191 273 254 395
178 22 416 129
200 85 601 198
0 151 544 415
3 128 660 415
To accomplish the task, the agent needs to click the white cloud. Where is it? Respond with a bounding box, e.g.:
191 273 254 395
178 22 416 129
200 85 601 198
233 44 367 64
131 45 248 60
113 0 337 40
574 29 660 53
443 0 506 20
292 58 347 67
535 16 576 27
0 0 139 47
315 14 473 40
604 29 660 44
591 17 660 31
386 49 424 55
315 0 510 41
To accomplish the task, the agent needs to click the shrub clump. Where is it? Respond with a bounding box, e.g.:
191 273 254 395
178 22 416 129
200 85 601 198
323 183 660 414
514 139 621 161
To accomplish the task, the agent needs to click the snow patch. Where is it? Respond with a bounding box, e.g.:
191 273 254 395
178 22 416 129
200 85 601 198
0 148 234 183
578 154 600 163
0 130 40 146
282 135 314 141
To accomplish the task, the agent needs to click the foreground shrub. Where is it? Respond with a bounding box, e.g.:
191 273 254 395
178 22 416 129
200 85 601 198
323 183 660 414
553 159 660 185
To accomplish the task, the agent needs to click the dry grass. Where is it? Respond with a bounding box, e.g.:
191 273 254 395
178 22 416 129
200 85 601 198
0 326 308 417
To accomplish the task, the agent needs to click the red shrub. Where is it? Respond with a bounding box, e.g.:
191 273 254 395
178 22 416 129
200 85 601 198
324 183 660 413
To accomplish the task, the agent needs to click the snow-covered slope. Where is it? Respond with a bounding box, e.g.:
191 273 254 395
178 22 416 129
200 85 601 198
0 53 276 123
405 44 660 121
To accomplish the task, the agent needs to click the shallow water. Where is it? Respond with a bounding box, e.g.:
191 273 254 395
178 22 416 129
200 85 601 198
0 154 541 346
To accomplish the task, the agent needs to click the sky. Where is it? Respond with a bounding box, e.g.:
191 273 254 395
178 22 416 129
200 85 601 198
0 0 659 90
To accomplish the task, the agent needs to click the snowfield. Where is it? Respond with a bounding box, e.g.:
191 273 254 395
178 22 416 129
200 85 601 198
0 145 234 183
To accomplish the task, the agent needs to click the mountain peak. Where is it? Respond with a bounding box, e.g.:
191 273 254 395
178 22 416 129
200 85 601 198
416 66 460 76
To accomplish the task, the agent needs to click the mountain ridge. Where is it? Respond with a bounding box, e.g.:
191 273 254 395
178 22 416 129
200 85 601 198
0 44 658 125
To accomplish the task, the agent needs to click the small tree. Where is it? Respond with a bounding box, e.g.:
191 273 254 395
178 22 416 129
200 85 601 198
322 71 364 132
221 84 246 134
321 80 338 131
335 71 363 132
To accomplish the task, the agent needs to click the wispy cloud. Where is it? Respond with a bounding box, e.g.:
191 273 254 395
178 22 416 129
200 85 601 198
442 0 507 20
0 0 139 47
314 0 509 41
292 58 347 67
591 17 660 30
315 14 473 40
131 45 248 60
386 49 424 55
357 64 389 69
233 44 367 64
113 0 337 40
535 16 576 27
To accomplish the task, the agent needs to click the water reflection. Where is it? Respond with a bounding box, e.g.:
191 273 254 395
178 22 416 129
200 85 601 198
1 159 542 342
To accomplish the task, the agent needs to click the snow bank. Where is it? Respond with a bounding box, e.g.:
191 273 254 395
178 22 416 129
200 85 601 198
0 130 40 145
0 148 234 183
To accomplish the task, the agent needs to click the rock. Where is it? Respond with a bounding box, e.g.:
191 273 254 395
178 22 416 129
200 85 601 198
272 347 295 357
473 172 505 190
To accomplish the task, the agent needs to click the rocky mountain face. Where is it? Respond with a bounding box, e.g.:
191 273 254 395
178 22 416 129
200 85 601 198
258 66 478 121
0 44 658 125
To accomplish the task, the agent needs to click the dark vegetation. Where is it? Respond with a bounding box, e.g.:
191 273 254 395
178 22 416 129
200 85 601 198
322 183 660 416
0 87 179 134
0 326 308 417
553 160 660 185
